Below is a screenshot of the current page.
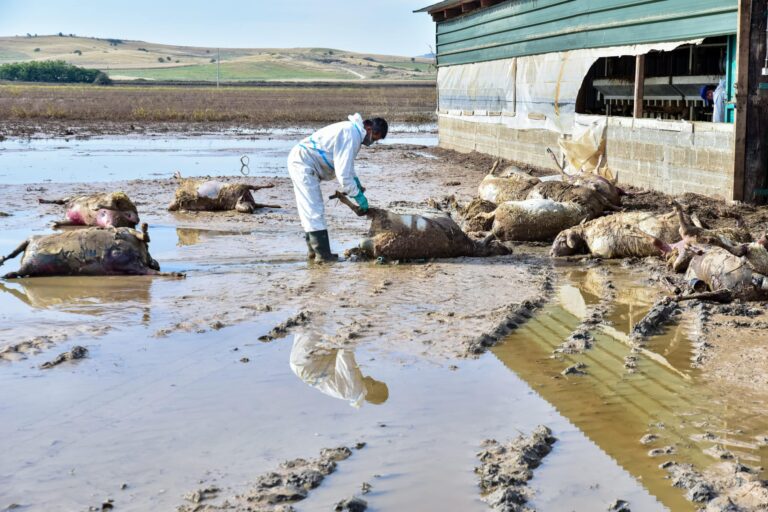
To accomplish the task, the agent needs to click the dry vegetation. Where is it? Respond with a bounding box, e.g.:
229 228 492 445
0 35 435 81
0 83 436 133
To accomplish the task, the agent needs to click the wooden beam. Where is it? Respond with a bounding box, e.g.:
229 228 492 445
444 7 462 19
431 11 446 22
733 0 768 203
462 1 480 13
633 54 645 118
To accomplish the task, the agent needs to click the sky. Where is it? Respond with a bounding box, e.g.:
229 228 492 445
0 0 437 56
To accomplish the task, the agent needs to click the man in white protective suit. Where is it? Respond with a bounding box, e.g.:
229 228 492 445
287 113 388 262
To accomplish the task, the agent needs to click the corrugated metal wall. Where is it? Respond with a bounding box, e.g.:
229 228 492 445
436 0 738 66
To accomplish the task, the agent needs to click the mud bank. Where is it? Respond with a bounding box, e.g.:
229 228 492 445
2 134 768 510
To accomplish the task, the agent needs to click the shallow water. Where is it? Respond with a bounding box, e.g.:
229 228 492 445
0 131 437 185
1 136 765 511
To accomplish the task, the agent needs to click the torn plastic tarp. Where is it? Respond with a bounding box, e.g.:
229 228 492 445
437 39 703 134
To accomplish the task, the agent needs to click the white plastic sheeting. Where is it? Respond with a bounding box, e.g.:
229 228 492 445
437 39 702 134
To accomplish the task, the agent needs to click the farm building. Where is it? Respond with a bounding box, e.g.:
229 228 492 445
417 0 768 202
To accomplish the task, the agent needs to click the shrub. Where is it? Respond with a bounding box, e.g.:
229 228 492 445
0 60 101 83
93 71 113 85
33 48 40 52
166 56 171 61
158 57 164 63
137 47 148 52
210 58 216 63
74 50 82 55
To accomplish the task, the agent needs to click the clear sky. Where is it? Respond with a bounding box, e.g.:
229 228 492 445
0 0 437 56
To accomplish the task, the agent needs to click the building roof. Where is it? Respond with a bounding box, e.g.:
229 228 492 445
415 0 507 21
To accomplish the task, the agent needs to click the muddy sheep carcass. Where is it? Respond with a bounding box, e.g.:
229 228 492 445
0 224 177 278
684 242 768 299
550 211 680 259
330 192 511 261
39 191 139 228
479 199 590 242
168 172 279 213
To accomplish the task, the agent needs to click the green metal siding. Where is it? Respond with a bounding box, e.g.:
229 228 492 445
436 0 738 66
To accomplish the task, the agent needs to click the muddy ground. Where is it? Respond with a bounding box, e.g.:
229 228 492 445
2 128 768 511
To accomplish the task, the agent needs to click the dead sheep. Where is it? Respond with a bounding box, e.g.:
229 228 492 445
550 211 680 259
168 171 279 213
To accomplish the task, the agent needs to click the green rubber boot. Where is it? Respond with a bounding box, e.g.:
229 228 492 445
306 230 338 263
304 233 316 260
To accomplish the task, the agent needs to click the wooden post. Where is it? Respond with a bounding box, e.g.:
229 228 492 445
633 55 645 118
733 0 768 203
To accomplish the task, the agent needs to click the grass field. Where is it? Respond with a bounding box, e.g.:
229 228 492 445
109 61 353 81
0 35 435 82
0 83 437 126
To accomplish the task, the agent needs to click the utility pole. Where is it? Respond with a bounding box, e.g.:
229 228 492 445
733 0 768 202
217 48 220 88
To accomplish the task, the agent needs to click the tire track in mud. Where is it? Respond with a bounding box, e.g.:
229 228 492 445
177 446 362 512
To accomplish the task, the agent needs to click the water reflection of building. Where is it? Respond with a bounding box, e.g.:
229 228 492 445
289 329 388 407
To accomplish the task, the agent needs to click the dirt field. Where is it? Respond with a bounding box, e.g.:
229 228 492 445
2 127 768 510
0 83 436 134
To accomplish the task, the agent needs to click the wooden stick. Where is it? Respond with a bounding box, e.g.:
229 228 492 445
671 289 733 303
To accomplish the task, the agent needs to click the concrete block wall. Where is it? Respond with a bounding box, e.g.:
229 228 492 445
603 117 734 199
438 115 735 199
438 116 561 172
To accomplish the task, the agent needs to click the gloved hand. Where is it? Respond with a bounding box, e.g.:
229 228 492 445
353 177 368 212
353 190 369 212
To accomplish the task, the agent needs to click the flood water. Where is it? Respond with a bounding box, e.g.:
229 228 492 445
0 128 437 184
1 134 766 511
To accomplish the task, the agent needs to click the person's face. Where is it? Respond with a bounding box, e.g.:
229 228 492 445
706 89 714 101
362 126 384 146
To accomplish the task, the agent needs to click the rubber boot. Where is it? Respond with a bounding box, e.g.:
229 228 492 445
304 233 316 260
307 230 338 263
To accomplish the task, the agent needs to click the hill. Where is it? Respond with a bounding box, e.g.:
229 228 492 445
0 35 435 82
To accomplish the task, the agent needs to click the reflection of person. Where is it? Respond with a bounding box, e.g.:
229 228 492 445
700 78 726 122
289 330 388 407
286 114 388 262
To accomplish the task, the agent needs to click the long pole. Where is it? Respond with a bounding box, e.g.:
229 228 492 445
217 48 220 88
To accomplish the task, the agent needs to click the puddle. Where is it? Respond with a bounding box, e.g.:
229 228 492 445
0 131 437 184
2 136 766 511
492 263 768 511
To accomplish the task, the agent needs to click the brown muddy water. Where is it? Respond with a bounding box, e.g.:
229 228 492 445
0 134 766 511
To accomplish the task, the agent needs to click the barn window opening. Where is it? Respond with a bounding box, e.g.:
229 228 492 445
575 36 733 122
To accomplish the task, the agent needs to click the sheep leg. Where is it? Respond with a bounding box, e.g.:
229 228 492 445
0 240 29 267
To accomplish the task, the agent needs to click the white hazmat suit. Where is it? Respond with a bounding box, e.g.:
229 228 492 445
712 78 726 123
287 114 366 232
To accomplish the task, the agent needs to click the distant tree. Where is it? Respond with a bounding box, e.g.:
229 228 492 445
175 60 180 63
106 38 123 46
210 58 216 63
58 32 64 37
0 60 100 83
33 48 40 52
410 57 415 62
158 57 165 63
69 34 75 37
73 50 82 55
165 56 171 61
377 64 384 72
137 47 148 52
26 33 32 38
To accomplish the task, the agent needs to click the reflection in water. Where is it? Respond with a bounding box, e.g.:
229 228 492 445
175 227 247 247
289 329 388 407
492 265 768 511
0 276 152 315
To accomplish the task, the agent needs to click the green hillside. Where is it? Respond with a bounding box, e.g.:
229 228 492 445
0 35 435 82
